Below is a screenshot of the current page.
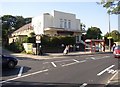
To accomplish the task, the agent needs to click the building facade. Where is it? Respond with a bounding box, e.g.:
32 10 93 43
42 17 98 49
9 10 85 44
32 10 85 42
9 23 33 44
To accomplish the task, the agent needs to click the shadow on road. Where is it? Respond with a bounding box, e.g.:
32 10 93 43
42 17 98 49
2 81 120 87
2 66 31 77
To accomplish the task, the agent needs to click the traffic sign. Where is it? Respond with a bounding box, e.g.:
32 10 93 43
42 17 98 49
36 35 41 43
107 37 112 39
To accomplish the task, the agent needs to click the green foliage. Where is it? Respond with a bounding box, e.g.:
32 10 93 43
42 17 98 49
104 30 120 42
29 32 35 37
86 26 102 39
7 42 24 53
27 37 36 43
2 15 32 46
98 0 120 14
42 35 75 47
15 16 25 29
22 37 29 43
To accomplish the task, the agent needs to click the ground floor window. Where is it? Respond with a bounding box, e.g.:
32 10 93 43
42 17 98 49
76 35 81 43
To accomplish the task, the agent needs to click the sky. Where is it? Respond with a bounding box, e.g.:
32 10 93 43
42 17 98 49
1 1 118 35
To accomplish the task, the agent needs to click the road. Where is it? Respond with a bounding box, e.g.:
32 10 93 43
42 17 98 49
1 52 119 87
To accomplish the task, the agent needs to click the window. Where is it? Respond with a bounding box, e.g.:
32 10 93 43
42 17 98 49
68 20 71 29
64 19 67 28
76 36 79 42
60 19 63 28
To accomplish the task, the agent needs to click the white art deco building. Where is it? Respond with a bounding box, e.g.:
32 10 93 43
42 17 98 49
10 10 85 43
32 10 85 42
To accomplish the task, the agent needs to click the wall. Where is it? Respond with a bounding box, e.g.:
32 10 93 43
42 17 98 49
32 15 44 34
43 13 53 29
52 10 80 31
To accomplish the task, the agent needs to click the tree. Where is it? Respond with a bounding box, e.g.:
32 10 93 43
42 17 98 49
2 15 32 46
15 16 26 29
98 0 120 14
2 15 17 45
104 30 120 41
80 23 86 31
86 26 102 39
24 17 32 24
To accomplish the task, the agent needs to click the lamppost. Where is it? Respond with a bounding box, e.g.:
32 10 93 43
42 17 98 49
108 13 111 51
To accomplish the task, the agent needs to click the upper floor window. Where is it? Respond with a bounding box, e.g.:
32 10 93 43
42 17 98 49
60 19 63 28
68 20 71 29
64 19 67 28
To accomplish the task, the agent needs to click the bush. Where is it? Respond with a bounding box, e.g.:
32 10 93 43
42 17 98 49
7 42 24 53
42 35 75 47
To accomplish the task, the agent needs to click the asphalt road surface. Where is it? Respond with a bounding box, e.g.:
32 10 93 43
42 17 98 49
1 52 120 87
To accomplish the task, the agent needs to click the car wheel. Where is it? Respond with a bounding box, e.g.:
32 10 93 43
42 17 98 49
8 61 15 69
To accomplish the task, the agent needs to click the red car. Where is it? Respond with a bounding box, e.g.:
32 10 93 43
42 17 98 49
113 45 120 58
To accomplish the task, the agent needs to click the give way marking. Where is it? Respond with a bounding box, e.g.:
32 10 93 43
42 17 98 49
97 65 117 76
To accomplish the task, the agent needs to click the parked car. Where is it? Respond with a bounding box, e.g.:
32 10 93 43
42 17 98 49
113 45 120 58
1 54 18 68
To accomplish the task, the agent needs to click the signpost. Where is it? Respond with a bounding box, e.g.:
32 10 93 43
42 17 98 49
107 37 112 51
36 35 41 55
32 16 44 55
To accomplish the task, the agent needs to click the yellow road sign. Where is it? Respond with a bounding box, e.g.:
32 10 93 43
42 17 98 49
107 37 112 39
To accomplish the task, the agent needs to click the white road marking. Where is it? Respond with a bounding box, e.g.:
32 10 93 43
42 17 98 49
103 56 110 58
79 83 87 87
73 59 79 63
0 69 48 84
54 59 73 63
51 62 57 67
62 62 77 67
107 69 117 74
107 70 118 84
18 67 24 77
43 59 74 64
97 65 115 76
62 60 86 67
88 55 94 57
91 57 95 60
79 60 86 63
96 56 110 60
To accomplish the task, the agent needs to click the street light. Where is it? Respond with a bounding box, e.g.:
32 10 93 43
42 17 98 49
108 13 111 51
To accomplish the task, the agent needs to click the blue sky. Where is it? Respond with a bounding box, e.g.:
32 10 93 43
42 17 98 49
1 2 118 35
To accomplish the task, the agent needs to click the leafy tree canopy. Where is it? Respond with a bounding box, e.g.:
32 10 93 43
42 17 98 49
2 15 32 46
104 30 120 41
98 0 120 14
86 26 102 39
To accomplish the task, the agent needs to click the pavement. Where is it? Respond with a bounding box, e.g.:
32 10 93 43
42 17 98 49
3 50 120 86
10 50 111 60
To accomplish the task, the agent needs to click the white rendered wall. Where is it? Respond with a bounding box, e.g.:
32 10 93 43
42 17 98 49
32 15 44 34
32 10 81 33
51 10 80 31
43 13 53 29
76 19 81 30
